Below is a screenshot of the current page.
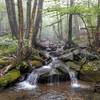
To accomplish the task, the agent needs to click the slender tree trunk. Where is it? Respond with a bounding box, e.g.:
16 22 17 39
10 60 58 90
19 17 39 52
5 0 18 38
59 15 63 39
29 0 37 48
79 14 91 47
74 15 80 39
38 17 42 40
68 14 73 43
17 0 24 57
57 12 60 38
95 0 100 46
32 0 44 47
67 0 74 45
26 0 32 38
0 0 24 75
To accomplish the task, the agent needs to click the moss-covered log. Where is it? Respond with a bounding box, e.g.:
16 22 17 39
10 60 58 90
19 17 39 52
0 69 20 87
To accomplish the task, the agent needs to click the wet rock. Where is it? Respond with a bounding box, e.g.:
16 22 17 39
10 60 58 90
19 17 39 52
0 69 20 87
39 72 70 84
28 60 42 68
59 49 80 61
59 53 73 61
80 49 99 60
66 61 81 71
94 83 100 93
79 72 100 82
79 61 100 82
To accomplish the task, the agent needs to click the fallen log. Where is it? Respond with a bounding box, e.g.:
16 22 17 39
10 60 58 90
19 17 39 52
0 69 20 87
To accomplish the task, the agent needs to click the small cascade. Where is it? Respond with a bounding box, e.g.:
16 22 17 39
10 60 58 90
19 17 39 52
17 55 59 90
69 71 80 88
16 47 80 90
48 69 56 85
26 71 39 86
61 63 80 88
17 71 39 90
48 57 60 85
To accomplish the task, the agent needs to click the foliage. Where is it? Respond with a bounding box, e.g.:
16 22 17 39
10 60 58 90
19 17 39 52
0 35 17 55
45 4 100 16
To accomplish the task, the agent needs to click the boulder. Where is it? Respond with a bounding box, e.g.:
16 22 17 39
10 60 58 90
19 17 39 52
28 60 42 68
66 61 81 71
79 61 100 82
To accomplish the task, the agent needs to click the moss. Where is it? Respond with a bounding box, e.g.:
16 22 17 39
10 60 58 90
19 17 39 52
0 35 18 56
81 62 98 73
0 43 17 56
66 61 81 71
30 60 42 67
0 69 20 87
79 61 100 82
31 48 40 57
32 55 42 61
0 59 10 65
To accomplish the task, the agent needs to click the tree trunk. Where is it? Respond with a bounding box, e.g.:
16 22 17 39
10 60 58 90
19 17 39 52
95 0 100 46
32 0 44 46
26 0 32 38
67 0 74 46
5 0 18 38
64 0 77 49
17 0 24 57
68 14 73 43
79 14 92 47
28 0 37 48
74 15 80 39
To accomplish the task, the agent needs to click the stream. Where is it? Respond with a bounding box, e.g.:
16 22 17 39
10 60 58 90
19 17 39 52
0 47 100 100
0 81 99 100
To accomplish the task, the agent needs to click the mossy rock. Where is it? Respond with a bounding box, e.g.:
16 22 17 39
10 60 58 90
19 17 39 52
0 59 10 66
32 55 43 61
0 69 20 87
79 71 100 82
40 72 49 78
80 62 98 73
30 60 42 68
91 60 100 70
32 48 40 56
79 61 100 82
66 61 81 71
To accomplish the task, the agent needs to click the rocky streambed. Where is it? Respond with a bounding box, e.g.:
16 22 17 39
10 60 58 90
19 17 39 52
0 39 100 100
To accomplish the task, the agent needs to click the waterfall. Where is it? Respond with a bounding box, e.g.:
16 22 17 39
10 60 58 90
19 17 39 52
26 71 39 85
60 63 80 88
17 49 80 90
17 71 39 90
17 56 59 90
48 68 56 85
69 71 80 88
66 67 80 88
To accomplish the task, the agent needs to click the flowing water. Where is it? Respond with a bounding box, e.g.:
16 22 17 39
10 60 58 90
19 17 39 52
1 50 100 100
17 71 39 90
69 71 80 88
0 81 98 100
17 51 80 90
17 55 59 90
